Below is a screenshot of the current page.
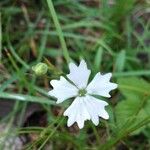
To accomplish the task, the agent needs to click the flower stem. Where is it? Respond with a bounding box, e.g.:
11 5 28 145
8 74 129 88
46 0 71 64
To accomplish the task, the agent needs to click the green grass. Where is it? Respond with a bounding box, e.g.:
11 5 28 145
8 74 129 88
0 0 150 149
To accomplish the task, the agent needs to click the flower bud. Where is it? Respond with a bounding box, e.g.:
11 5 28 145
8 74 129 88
32 63 48 76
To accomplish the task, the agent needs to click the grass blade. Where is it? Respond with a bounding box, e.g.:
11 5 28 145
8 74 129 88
46 0 71 63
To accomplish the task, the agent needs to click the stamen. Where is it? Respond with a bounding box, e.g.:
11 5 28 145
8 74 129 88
78 89 87 97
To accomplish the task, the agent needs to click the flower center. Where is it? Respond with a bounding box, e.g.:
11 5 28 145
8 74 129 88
78 89 87 97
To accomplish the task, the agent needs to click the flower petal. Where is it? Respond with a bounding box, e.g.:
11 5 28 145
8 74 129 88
67 60 91 89
48 76 78 103
64 95 109 128
87 73 117 98
64 96 90 129
85 95 109 125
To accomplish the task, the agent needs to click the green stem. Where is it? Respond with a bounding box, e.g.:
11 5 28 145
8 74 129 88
46 0 71 63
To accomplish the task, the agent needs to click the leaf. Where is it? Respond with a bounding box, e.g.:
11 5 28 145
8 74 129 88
118 77 150 99
115 77 150 133
115 98 149 127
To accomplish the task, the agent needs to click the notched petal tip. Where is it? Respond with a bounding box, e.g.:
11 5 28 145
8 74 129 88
106 93 111 98
103 72 112 80
63 111 67 116
106 72 112 77
56 100 61 104
94 122 99 126
103 101 109 106
92 117 99 126
50 80 57 87
48 90 59 102
78 123 84 129
68 62 77 71
50 76 66 87
110 83 118 90
102 111 109 120
113 83 118 88
105 115 109 120
80 59 86 65
67 121 72 127
48 90 54 96
80 60 90 73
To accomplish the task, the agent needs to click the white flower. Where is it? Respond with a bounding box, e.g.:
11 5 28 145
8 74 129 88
48 60 117 129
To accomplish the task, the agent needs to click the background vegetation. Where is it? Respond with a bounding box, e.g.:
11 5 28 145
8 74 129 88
0 0 150 149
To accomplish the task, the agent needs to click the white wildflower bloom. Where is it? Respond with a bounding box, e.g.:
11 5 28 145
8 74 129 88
48 60 117 129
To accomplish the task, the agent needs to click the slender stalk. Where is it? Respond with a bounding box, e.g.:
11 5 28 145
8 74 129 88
46 0 71 63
